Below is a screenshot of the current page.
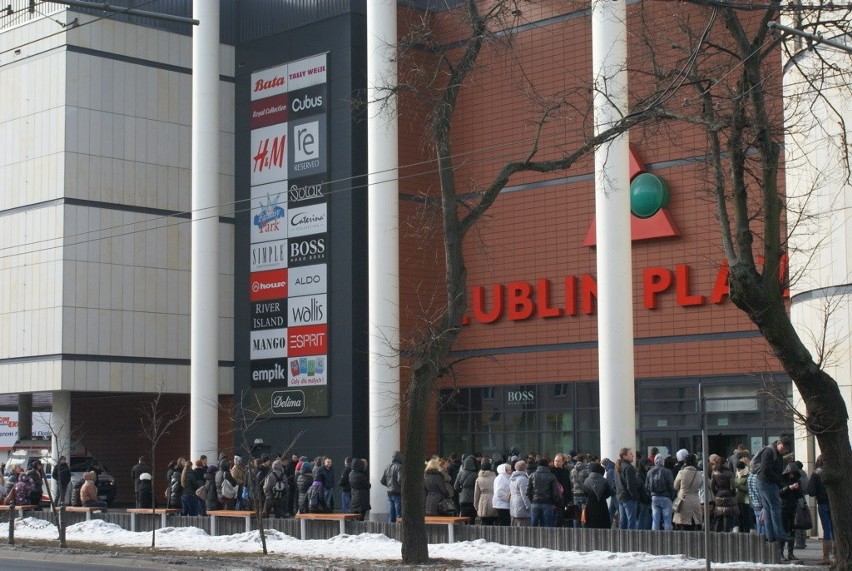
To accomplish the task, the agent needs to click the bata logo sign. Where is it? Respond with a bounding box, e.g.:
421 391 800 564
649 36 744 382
463 258 788 325
271 390 305 415
250 269 287 302
250 63 287 101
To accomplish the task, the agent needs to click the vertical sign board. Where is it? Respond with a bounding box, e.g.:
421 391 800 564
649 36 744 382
248 54 329 417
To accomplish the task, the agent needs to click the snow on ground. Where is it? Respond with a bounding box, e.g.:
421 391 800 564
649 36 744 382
0 518 791 569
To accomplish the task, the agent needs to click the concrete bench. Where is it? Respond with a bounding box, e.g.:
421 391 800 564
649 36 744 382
126 508 181 531
208 509 254 535
399 516 471 542
64 506 106 521
0 505 37 514
294 513 361 540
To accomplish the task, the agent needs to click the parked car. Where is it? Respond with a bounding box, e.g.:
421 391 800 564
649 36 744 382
3 446 116 506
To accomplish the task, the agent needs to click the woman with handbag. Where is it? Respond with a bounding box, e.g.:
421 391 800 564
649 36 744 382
424 458 452 516
673 454 706 531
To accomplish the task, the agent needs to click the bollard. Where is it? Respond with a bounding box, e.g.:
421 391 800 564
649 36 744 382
59 505 66 548
7 499 14 545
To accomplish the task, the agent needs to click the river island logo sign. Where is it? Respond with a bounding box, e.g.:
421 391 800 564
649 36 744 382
583 147 680 246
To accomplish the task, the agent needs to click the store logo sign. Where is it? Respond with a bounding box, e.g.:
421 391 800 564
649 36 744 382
271 390 305 415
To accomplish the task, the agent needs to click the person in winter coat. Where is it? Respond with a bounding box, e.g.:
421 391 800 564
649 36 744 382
80 471 107 510
733 459 751 533
27 460 44 509
296 461 313 514
130 456 152 508
424 458 451 516
635 456 653 530
509 460 531 526
673 454 706 531
602 457 618 527
204 466 219 513
52 456 72 507
454 455 479 521
492 462 512 526
306 472 330 513
807 454 833 565
263 460 288 517
646 454 675 530
193 459 208 516
473 460 498 525
180 459 200 516
711 456 739 532
380 451 403 522
614 448 638 529
167 459 184 510
137 473 153 509
779 462 804 563
570 455 591 527
317 457 335 509
551 453 573 527
338 457 352 513
582 462 612 529
526 458 561 528
348 458 370 520
13 472 34 506
231 456 246 510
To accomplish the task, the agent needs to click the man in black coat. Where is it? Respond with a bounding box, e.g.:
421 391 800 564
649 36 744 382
52 456 72 506
526 458 561 527
130 456 152 508
754 437 792 560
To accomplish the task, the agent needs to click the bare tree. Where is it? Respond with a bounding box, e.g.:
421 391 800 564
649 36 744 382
222 391 304 555
138 389 187 548
633 1 852 566
381 1 662 563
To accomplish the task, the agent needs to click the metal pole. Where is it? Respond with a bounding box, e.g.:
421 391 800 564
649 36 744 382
45 0 199 25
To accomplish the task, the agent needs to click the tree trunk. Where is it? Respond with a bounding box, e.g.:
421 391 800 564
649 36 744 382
728 266 851 568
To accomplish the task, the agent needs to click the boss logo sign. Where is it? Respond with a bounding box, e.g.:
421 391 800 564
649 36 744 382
506 390 535 406
271 390 305 415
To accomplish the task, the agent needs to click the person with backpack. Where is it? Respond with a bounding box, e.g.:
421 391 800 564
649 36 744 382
348 458 370 520
263 460 288 517
646 454 675 530
570 455 591 528
219 469 237 509
752 437 791 561
807 454 833 565
306 472 330 513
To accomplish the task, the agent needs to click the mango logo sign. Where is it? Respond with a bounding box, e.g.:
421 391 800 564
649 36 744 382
583 147 680 246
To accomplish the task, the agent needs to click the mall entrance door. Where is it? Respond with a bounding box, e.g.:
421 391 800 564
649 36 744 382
644 431 752 461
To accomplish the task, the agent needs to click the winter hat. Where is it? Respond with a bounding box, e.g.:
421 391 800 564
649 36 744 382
206 465 219 475
139 473 152 481
676 449 689 462
234 455 242 464
480 460 492 472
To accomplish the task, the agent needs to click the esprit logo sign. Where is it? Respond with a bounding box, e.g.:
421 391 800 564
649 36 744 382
583 147 679 246
288 324 327 357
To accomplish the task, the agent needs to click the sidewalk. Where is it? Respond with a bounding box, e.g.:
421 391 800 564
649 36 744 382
788 537 829 568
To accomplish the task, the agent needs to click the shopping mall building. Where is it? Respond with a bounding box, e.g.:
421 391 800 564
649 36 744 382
1 1 849 505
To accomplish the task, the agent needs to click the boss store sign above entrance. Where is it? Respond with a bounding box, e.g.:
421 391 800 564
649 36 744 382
247 53 330 417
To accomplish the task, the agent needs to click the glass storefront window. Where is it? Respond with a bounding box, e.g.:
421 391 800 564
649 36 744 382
504 410 537 432
541 432 574 457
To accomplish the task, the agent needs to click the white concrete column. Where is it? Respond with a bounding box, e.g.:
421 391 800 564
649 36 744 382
190 0 220 461
592 0 635 462
51 390 71 500
367 0 400 520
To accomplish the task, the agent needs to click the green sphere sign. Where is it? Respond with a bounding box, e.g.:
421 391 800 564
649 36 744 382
630 172 669 218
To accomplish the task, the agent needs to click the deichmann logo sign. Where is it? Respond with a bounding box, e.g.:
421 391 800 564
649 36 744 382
288 203 327 238
271 390 306 415
251 299 287 331
250 328 287 360
250 239 288 272
288 294 326 326
288 234 327 267
288 324 327 357
250 269 287 302
289 263 326 297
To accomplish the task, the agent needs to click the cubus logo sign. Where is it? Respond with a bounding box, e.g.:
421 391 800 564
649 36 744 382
583 147 679 246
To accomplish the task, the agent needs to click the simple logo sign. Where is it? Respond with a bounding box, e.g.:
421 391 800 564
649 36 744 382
583 147 679 246
271 390 306 415
250 239 288 272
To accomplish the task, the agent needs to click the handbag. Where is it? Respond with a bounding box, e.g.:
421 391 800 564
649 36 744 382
438 498 456 515
196 483 209 501
794 498 812 530
673 471 696 513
